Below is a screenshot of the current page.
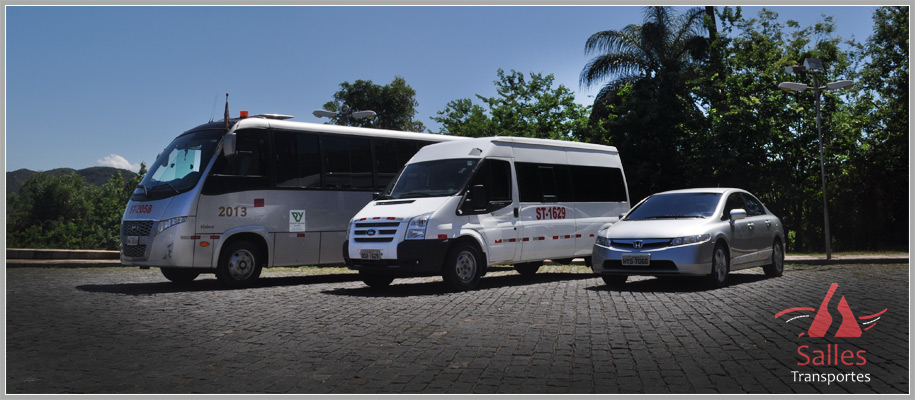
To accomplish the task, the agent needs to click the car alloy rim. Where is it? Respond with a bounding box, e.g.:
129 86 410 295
455 251 477 283
774 244 784 272
714 248 727 282
228 249 255 280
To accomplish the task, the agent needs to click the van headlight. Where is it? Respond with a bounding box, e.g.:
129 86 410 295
158 216 188 233
670 233 711 246
405 213 432 240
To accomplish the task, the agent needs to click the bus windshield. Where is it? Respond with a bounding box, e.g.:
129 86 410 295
383 158 479 199
133 129 224 201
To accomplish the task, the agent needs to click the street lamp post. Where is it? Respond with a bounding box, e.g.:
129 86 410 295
778 58 854 260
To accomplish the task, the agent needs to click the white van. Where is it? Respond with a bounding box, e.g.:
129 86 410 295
344 137 630 290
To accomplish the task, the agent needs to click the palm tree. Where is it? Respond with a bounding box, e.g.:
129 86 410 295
580 6 709 118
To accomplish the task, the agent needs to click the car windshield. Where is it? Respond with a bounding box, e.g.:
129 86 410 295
133 129 224 201
383 158 479 199
625 193 723 220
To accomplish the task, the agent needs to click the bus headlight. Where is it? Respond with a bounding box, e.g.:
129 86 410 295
405 213 432 240
158 216 188 233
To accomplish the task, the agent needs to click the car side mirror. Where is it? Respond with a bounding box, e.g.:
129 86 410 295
729 209 747 223
470 184 487 210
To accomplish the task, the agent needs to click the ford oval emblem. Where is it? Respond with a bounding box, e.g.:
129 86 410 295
366 229 377 236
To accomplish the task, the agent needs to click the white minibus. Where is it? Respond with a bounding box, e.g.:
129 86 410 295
120 112 461 286
344 136 630 290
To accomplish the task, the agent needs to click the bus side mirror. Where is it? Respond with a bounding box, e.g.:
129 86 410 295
223 132 237 157
471 185 487 210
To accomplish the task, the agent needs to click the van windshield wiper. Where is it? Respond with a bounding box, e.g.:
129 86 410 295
393 192 435 199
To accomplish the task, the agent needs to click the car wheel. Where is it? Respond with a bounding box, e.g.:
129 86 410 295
160 267 199 283
360 271 394 288
514 261 542 276
601 275 627 287
763 239 785 277
442 242 484 291
216 240 263 287
707 242 730 288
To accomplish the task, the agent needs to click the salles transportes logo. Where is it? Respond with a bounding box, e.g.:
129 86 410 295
774 283 887 385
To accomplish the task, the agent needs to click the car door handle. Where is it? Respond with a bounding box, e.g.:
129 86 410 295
765 220 772 227
747 222 755 230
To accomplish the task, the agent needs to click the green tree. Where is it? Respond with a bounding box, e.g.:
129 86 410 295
323 76 427 132
432 69 594 141
580 6 710 200
7 172 95 249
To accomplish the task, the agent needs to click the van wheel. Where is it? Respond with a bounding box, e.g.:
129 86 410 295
442 242 483 291
514 262 542 276
216 240 263 287
707 242 730 288
160 267 198 283
763 239 785 277
360 271 394 288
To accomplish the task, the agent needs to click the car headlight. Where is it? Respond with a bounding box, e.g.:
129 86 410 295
405 213 432 240
595 236 611 247
158 216 188 233
670 233 711 246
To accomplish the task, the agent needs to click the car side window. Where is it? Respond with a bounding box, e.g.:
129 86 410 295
722 193 746 220
742 193 765 216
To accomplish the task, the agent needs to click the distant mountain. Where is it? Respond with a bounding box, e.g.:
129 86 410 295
6 167 138 193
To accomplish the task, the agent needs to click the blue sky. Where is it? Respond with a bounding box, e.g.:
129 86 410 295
5 5 880 173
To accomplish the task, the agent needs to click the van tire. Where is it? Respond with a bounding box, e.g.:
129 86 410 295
514 262 542 276
442 242 483 291
160 267 199 283
216 240 263 287
360 271 394 288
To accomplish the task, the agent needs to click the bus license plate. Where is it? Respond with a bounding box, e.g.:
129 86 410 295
360 250 381 260
127 236 139 246
622 254 650 266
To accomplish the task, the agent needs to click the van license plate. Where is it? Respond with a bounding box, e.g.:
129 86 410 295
360 250 381 260
622 254 650 266
127 236 139 246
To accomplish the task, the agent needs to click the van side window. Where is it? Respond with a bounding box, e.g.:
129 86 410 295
463 159 512 214
569 165 627 202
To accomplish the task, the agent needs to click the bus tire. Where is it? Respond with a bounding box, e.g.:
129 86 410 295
160 267 199 283
514 262 542 276
360 271 394 288
216 240 263 287
442 241 483 291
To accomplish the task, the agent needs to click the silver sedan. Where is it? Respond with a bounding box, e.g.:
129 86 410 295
592 188 786 288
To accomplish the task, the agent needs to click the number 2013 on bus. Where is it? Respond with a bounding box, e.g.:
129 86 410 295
535 207 566 220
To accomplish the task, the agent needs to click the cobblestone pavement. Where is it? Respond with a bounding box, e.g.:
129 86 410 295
5 263 909 394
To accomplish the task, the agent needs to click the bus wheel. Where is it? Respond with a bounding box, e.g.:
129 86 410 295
360 271 394 288
216 240 263 287
160 267 199 283
514 262 542 276
442 242 483 291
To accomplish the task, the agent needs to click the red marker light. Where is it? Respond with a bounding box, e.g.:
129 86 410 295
240 110 249 118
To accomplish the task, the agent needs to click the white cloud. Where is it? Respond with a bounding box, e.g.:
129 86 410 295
97 154 141 172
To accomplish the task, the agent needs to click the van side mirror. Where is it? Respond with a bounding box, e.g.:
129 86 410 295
729 209 747 222
470 185 487 210
222 132 237 157
372 192 381 200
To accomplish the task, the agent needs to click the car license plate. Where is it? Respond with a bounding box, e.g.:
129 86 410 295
622 254 650 266
360 249 382 260
127 236 139 246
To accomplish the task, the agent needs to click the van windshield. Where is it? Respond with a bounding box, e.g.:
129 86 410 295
383 158 479 199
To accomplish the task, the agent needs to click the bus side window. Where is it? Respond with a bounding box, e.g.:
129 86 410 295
275 131 321 189
203 129 269 195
